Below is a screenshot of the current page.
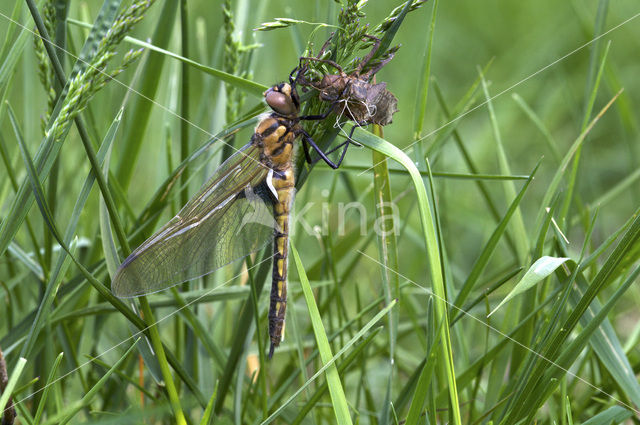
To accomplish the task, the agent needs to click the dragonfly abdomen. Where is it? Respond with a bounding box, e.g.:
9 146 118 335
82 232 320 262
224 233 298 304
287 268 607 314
268 166 295 358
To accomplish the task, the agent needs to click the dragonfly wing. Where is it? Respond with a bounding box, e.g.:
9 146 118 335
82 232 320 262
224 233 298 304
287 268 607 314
112 144 275 297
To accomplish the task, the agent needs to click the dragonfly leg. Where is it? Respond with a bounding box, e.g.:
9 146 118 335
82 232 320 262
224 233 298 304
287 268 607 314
301 129 340 169
318 140 351 168
321 120 367 165
316 122 365 167
304 134 360 169
298 105 334 121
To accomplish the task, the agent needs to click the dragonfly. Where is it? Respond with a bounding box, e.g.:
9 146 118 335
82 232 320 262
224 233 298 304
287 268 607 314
111 69 345 358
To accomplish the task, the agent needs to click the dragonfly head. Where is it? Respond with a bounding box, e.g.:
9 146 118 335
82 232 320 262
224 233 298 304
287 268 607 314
264 83 300 118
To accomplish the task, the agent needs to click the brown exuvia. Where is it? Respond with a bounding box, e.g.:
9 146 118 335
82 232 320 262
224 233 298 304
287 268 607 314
298 34 399 128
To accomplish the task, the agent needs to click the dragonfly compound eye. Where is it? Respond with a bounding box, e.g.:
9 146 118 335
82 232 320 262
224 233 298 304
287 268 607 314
265 84 298 117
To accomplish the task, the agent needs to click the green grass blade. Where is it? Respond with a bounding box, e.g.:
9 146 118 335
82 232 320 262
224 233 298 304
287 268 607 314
290 241 352 425
522 263 640 423
33 352 64 424
6 243 44 281
199 381 218 425
0 357 27 416
431 67 522 260
480 71 529 261
426 59 493 159
372 124 400 424
290 331 380 425
267 288 401 412
214 248 271 413
507 208 640 421
375 0 413 58
559 40 611 225
99 111 124 277
413 0 438 138
353 128 461 424
570 278 640 406
0 0 23 59
511 93 562 164
7 103 66 360
130 34 267 97
0 7 30 107
137 298 187 425
451 285 561 398
179 0 191 212
405 332 439 425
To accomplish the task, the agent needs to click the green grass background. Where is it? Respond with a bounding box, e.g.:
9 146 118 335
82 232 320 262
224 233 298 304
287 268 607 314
1 0 639 424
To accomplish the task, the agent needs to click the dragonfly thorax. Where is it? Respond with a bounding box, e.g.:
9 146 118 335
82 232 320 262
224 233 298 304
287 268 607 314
252 116 298 170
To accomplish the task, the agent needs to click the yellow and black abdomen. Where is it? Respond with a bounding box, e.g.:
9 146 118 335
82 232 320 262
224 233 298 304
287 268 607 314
268 166 295 357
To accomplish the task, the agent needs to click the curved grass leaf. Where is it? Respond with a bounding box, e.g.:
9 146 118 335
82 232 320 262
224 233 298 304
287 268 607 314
488 256 569 317
352 127 461 424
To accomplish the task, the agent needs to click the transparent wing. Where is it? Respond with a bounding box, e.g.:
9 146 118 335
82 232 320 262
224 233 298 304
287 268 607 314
112 144 275 297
